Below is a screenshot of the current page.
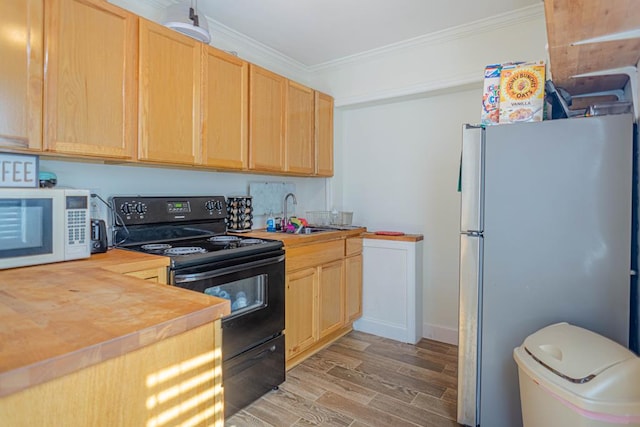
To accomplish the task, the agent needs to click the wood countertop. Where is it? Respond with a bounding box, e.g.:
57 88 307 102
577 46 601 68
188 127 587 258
0 249 230 397
363 232 424 243
231 227 366 247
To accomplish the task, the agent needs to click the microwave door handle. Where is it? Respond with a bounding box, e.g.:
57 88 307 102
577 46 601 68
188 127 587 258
173 255 285 284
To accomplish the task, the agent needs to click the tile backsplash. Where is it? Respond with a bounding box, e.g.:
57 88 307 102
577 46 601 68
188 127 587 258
249 182 296 216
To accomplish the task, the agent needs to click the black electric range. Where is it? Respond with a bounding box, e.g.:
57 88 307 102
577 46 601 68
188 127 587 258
111 195 287 417
110 195 283 269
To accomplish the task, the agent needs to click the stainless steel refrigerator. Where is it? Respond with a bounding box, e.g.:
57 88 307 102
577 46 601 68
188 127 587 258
457 114 633 427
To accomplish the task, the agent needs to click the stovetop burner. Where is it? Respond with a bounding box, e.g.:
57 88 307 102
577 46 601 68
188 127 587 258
141 243 172 251
209 235 242 244
164 246 207 255
240 239 265 245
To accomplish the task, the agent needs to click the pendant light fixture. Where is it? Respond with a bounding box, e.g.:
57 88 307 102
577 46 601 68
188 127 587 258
161 0 211 44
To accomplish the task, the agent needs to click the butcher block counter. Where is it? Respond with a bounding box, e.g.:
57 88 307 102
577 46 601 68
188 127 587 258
0 249 230 426
232 227 366 247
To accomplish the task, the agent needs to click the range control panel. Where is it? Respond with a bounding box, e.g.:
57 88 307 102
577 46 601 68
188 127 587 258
111 196 226 225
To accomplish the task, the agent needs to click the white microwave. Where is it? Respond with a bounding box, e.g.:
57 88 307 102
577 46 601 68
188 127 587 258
0 188 91 269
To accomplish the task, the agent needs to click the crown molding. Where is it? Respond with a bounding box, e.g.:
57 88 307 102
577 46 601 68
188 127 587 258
143 0 173 7
116 1 543 80
205 18 310 76
309 3 545 73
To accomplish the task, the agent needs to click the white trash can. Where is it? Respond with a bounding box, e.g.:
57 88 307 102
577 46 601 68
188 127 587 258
513 322 640 427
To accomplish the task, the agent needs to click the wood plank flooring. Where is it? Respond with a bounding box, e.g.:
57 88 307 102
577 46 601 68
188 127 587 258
225 331 461 427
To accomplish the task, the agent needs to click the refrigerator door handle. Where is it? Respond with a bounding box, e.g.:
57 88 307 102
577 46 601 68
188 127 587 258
460 126 484 233
458 233 483 427
463 231 483 237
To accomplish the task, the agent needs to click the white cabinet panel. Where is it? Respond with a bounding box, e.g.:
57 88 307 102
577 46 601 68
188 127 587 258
354 238 423 343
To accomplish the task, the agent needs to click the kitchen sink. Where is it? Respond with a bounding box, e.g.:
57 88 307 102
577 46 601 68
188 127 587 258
302 227 334 234
278 225 361 234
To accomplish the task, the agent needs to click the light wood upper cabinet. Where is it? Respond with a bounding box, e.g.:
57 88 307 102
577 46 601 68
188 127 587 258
315 91 334 176
285 81 314 174
138 19 201 165
249 64 286 172
202 47 248 169
0 0 43 152
44 0 136 159
0 0 335 176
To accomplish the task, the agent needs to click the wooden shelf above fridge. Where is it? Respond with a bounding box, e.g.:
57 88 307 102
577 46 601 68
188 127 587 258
544 0 640 117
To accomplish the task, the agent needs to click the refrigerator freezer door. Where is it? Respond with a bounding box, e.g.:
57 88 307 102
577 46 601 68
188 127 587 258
460 125 484 233
457 233 483 427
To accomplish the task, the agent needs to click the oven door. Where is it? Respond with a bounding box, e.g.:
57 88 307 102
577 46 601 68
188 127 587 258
171 250 285 360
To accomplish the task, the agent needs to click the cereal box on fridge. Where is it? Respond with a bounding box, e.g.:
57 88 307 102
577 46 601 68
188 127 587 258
481 64 501 125
499 61 546 124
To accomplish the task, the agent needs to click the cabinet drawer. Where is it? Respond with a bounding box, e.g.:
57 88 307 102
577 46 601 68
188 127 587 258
286 240 343 272
345 237 363 256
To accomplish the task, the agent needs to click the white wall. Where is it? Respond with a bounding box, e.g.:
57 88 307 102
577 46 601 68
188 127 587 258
309 5 547 106
337 87 481 343
322 5 547 345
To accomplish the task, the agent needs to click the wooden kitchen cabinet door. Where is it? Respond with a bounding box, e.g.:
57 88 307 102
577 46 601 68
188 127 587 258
202 46 248 169
138 19 202 165
285 81 314 174
0 0 43 152
285 267 317 359
345 253 363 321
249 64 285 172
315 91 334 176
318 259 345 339
44 0 137 159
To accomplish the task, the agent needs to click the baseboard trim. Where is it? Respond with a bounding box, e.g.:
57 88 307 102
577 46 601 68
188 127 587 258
423 323 458 346
353 318 422 344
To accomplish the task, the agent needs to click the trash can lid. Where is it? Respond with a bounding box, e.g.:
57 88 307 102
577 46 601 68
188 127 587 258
523 322 635 382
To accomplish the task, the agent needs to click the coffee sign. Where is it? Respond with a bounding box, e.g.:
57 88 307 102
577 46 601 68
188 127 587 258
0 152 39 188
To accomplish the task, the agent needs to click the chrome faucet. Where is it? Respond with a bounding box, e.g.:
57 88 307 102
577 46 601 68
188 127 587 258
283 192 297 226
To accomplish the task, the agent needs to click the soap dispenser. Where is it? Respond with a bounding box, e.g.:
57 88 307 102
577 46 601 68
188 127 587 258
266 210 276 232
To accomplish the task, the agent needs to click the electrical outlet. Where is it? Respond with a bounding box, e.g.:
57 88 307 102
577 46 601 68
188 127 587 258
89 188 105 220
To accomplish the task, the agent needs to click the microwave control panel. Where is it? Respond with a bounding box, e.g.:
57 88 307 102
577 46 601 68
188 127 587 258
63 190 91 260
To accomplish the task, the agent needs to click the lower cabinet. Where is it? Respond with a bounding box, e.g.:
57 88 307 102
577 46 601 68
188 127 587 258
354 235 424 344
100 254 169 284
285 267 317 359
0 321 224 426
318 259 345 338
345 253 363 321
284 237 362 369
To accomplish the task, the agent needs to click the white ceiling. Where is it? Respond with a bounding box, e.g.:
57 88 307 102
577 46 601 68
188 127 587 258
189 0 541 67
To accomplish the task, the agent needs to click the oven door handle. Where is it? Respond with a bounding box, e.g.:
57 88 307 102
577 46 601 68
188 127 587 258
173 255 285 284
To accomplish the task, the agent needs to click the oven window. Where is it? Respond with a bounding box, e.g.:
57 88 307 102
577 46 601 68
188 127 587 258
0 199 53 257
204 274 266 317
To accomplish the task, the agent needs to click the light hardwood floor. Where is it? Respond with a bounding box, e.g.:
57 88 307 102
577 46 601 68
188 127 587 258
225 330 461 427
